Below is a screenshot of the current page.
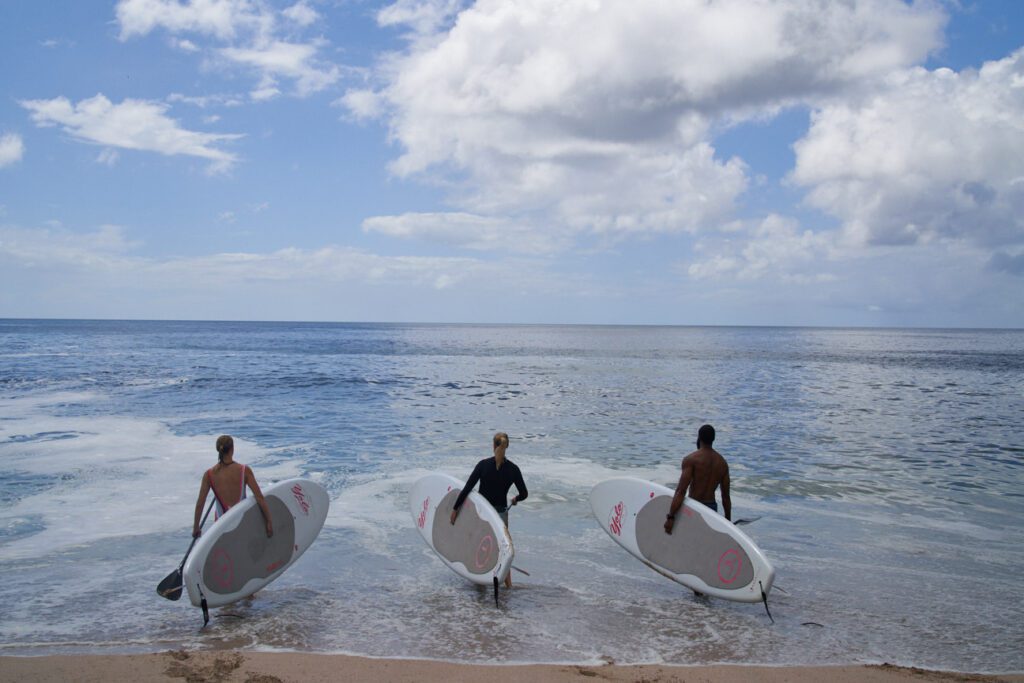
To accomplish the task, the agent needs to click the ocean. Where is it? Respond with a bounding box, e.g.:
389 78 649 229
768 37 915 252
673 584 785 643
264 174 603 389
0 320 1021 671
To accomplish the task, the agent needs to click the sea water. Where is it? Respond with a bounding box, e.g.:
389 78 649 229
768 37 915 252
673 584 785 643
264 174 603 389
0 320 1021 671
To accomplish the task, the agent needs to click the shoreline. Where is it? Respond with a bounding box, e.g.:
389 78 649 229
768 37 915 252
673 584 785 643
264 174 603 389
1 652 1022 683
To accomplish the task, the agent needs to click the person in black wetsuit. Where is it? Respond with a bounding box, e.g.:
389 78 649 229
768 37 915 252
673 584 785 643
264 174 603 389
449 431 528 588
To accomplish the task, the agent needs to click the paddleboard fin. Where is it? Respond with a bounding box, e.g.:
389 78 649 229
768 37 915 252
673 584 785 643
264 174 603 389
493 576 499 607
197 584 210 627
759 581 774 624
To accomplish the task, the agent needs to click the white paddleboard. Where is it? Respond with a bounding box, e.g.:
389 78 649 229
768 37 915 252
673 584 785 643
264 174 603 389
409 472 513 586
590 477 774 602
185 478 329 608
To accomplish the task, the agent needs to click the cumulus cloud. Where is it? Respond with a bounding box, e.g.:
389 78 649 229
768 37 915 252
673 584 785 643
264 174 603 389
20 94 242 172
115 0 340 99
347 0 945 250
687 214 836 284
792 48 1024 249
0 133 25 168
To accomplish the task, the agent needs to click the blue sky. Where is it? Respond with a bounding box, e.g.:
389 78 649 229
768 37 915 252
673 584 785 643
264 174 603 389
1 0 1022 326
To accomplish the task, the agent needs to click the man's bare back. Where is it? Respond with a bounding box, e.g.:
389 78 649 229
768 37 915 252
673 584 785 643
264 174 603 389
682 447 729 508
665 424 731 534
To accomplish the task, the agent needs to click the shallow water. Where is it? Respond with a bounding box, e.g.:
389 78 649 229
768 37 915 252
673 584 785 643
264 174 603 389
0 320 1021 671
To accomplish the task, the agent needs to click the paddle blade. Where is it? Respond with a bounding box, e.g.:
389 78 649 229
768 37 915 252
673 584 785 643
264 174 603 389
157 569 184 601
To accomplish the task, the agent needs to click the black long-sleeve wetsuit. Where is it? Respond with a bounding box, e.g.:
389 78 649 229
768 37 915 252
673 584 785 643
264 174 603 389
453 457 528 513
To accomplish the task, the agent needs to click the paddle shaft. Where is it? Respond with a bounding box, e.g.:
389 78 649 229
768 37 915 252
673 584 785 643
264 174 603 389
178 499 215 571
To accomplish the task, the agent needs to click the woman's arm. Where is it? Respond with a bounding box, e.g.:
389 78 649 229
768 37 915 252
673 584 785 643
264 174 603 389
193 475 210 537
245 467 274 537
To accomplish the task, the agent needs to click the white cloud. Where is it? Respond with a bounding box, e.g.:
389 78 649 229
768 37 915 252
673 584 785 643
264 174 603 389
0 224 482 291
348 0 946 250
116 0 340 98
20 94 242 172
0 225 137 270
221 40 341 98
792 48 1024 249
167 92 246 108
0 133 25 168
377 0 466 35
282 1 319 27
116 0 267 41
687 214 835 283
96 148 120 166
363 212 569 254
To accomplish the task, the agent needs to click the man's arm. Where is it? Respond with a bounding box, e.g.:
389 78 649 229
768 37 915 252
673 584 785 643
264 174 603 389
664 457 693 534
450 461 483 523
721 465 731 522
510 465 528 505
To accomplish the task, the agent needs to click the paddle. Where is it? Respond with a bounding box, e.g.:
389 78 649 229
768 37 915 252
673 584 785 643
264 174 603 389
156 500 214 601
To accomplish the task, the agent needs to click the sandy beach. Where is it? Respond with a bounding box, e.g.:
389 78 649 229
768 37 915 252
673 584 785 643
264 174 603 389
1 652 1022 683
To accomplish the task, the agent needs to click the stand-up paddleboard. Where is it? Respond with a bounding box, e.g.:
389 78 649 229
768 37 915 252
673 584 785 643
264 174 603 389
410 472 513 589
184 478 329 613
591 477 774 604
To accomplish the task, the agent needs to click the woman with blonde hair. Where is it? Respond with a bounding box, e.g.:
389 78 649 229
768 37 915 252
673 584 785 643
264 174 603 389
449 432 529 588
193 435 273 539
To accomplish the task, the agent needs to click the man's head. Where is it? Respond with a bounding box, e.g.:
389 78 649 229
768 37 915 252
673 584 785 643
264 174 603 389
697 424 715 449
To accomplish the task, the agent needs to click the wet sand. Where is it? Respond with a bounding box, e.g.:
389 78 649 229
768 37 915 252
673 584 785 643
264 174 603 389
1 651 1022 683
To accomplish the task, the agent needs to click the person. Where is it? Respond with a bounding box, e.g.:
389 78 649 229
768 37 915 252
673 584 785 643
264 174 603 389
193 435 273 539
450 432 528 588
664 424 731 536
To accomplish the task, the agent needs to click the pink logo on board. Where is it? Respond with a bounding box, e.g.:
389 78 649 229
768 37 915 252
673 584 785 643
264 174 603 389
475 534 494 570
292 484 310 516
210 548 234 590
609 501 626 536
717 549 742 584
417 497 430 529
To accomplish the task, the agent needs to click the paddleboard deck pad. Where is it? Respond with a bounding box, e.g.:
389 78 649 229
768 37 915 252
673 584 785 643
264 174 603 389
410 472 513 586
590 477 774 603
184 478 329 609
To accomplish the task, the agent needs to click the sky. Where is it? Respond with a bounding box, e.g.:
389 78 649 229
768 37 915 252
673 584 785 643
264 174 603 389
1 0 1023 327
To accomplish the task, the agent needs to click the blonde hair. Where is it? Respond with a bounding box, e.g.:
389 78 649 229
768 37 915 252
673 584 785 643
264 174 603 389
493 432 509 449
215 435 234 463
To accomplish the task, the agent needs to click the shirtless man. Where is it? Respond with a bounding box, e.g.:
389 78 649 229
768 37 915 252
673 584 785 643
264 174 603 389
664 424 731 535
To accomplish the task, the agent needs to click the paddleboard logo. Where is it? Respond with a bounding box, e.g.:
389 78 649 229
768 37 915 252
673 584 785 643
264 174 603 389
717 549 742 584
417 497 430 529
292 484 310 515
475 533 494 570
210 548 234 590
609 501 626 536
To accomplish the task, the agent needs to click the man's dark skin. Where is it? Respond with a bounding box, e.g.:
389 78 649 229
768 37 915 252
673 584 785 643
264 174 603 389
664 424 731 535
